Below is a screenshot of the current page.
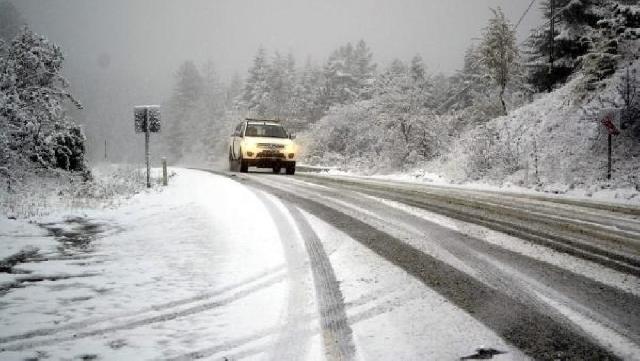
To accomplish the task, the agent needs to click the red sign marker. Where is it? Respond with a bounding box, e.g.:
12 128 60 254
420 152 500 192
601 114 620 136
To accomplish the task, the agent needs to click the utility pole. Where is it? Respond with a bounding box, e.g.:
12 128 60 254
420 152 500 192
548 0 555 92
104 139 108 161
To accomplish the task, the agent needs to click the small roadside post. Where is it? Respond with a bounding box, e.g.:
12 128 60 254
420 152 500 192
162 157 168 186
599 108 621 180
134 105 161 188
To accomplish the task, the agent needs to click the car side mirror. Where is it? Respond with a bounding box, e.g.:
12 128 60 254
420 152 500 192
289 134 296 140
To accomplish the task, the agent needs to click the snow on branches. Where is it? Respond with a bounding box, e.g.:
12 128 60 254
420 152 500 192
479 7 519 115
0 26 85 174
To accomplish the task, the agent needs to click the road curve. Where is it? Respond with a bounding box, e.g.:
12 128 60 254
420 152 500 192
210 168 640 361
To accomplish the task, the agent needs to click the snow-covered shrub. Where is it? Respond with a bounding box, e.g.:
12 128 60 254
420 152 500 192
459 123 522 181
0 164 156 219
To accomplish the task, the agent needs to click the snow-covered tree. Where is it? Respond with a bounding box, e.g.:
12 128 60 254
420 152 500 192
443 45 501 124
524 0 640 92
524 0 596 91
173 61 204 108
164 60 204 162
265 51 297 119
242 47 270 116
353 39 377 99
0 26 85 173
618 62 640 140
199 61 227 161
581 1 640 91
479 7 519 115
292 58 325 123
410 54 426 83
322 40 377 106
226 73 242 102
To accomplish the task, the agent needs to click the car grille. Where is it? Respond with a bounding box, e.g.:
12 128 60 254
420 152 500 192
257 150 285 158
257 143 285 149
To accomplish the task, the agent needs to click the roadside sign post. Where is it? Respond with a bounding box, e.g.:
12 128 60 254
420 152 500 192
134 105 161 188
162 157 168 186
599 109 621 180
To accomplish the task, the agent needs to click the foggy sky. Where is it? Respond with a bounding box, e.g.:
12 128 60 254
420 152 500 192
16 0 542 85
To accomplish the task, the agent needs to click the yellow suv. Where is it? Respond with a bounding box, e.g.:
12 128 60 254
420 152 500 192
229 119 297 174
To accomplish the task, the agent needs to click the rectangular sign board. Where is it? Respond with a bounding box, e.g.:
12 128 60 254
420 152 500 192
134 105 161 133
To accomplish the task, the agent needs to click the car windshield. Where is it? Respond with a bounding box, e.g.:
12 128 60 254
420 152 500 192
245 124 288 138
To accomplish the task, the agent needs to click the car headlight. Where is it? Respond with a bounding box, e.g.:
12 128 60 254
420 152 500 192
243 141 256 152
285 143 296 154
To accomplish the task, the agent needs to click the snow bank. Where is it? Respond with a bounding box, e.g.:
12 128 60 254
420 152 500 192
415 71 640 203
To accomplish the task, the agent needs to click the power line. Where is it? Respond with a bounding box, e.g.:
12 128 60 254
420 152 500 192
518 0 575 46
516 0 538 29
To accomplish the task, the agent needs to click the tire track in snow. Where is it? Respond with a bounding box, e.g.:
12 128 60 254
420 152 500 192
0 271 285 352
230 172 355 360
286 204 356 361
167 286 414 360
296 175 640 277
252 190 313 361
238 175 619 361
0 266 285 345
274 175 640 350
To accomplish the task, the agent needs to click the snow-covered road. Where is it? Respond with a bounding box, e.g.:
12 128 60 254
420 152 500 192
1 168 639 360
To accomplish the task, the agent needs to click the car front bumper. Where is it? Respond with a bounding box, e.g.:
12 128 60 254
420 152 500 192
245 158 295 168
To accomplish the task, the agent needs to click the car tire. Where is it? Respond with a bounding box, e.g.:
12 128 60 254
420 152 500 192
228 149 236 172
285 165 295 175
272 166 281 174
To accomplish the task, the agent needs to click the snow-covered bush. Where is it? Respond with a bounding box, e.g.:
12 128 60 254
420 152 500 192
457 123 522 181
0 164 156 219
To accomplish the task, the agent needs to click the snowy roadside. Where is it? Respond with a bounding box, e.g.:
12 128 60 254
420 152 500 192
0 168 295 360
317 167 640 206
0 164 164 219
0 165 157 292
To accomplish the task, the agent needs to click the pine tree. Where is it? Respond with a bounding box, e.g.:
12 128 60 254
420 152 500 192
242 47 270 116
199 61 226 162
173 61 204 108
524 0 602 91
479 7 519 115
226 73 243 109
618 62 640 139
454 44 507 122
292 58 325 123
322 40 376 107
265 51 296 119
165 60 204 161
410 54 426 83
581 1 640 91
353 39 377 99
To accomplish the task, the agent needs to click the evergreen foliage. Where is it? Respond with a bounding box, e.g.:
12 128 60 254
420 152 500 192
0 26 86 173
